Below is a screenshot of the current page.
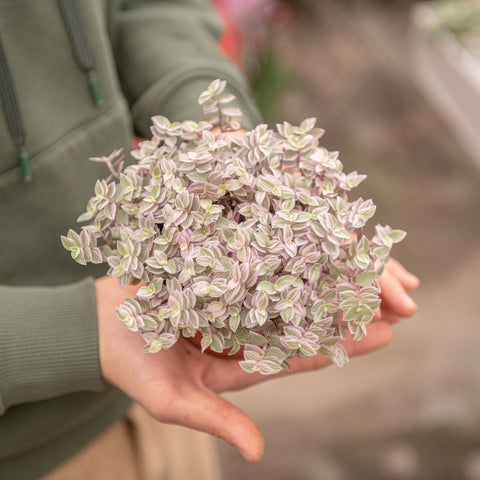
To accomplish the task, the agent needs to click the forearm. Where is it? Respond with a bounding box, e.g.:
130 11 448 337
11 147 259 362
0 278 103 414
110 0 262 137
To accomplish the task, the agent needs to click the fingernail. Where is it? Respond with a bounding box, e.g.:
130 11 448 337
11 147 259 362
405 295 417 311
408 273 420 286
239 446 264 463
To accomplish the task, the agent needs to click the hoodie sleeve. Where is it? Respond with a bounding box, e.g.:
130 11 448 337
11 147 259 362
110 0 263 137
0 278 104 414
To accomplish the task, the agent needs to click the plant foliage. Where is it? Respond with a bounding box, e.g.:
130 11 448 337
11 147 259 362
62 80 405 374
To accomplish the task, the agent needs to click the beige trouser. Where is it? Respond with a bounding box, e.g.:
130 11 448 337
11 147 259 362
41 404 222 480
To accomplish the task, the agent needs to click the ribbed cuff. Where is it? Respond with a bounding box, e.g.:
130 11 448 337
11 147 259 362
0 277 104 414
132 64 263 138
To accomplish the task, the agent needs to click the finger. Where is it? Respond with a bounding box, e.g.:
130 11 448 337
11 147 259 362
208 321 394 392
205 357 281 391
379 270 418 317
385 258 420 291
342 320 394 357
289 321 393 368
377 310 402 324
164 384 265 463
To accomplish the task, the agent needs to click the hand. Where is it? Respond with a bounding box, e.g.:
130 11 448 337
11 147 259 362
374 258 419 324
95 267 417 463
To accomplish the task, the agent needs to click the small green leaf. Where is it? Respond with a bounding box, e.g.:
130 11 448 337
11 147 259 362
257 281 275 295
356 271 377 287
247 331 267 346
389 229 407 243
275 275 296 290
229 314 241 332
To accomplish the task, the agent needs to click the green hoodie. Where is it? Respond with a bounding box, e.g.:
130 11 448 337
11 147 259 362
0 1 261 478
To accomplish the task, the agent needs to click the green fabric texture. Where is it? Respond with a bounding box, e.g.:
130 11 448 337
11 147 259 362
110 0 263 134
0 278 102 414
0 0 261 478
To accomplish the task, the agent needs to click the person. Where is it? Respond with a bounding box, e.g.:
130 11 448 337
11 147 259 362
0 1 419 479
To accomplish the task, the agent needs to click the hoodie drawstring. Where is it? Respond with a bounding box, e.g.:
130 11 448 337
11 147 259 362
0 0 102 182
58 0 103 106
0 34 32 182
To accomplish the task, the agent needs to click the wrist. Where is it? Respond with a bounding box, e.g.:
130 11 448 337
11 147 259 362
95 276 141 385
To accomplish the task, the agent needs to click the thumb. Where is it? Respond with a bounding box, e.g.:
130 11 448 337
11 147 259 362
175 385 265 463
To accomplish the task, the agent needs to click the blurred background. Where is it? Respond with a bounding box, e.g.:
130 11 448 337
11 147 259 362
214 0 480 478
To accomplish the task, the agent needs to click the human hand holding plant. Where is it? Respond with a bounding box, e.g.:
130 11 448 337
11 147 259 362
63 78 420 459
95 256 418 463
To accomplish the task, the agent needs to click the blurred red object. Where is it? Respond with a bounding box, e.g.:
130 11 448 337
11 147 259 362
214 0 246 69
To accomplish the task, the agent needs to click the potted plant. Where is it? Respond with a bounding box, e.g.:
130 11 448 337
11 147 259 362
62 79 405 374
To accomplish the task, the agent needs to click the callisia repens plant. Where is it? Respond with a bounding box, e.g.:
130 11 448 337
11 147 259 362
62 79 406 374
